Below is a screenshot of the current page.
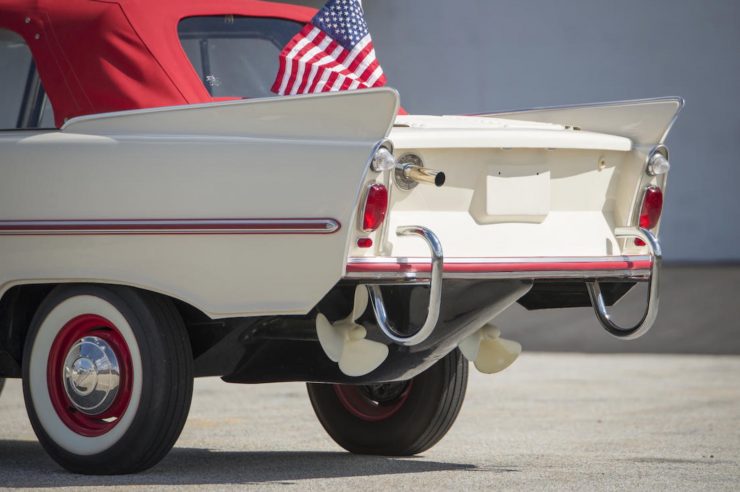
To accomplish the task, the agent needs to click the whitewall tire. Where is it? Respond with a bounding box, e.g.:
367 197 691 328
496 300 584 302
22 285 193 474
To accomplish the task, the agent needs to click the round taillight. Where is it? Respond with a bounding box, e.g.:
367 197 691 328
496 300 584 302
639 186 663 230
362 184 388 232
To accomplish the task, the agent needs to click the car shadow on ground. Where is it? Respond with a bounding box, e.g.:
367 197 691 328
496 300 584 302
0 440 480 487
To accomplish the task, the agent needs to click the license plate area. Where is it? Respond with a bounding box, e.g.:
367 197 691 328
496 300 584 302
470 164 551 223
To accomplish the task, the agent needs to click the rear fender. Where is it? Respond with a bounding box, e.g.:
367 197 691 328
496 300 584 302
0 89 400 318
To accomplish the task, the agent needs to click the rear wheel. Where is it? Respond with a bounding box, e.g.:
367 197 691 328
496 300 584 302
22 285 193 474
307 349 468 456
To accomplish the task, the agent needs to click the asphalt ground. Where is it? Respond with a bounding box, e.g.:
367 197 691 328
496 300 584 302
499 265 740 355
0 265 738 489
1 352 738 490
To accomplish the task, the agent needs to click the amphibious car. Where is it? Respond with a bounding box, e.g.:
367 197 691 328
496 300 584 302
0 0 680 474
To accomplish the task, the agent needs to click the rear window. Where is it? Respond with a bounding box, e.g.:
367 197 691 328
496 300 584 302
178 16 303 99
0 28 54 129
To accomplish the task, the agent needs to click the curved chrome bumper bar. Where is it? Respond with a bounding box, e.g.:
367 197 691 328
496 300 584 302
364 225 661 347
367 226 443 346
587 227 662 340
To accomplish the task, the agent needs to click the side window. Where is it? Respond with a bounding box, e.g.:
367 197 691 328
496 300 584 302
38 94 56 128
178 16 302 99
0 28 55 129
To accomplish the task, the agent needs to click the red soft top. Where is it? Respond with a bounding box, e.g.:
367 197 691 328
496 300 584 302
0 0 316 126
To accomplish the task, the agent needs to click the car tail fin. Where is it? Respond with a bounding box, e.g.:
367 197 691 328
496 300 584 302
62 88 400 143
480 97 684 147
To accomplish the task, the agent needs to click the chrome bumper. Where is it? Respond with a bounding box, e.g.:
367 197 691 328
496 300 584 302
364 226 662 347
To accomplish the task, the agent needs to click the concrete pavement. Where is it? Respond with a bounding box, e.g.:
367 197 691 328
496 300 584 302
1 352 738 490
499 265 740 355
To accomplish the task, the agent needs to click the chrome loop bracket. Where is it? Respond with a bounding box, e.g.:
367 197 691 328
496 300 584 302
367 225 443 346
587 227 662 340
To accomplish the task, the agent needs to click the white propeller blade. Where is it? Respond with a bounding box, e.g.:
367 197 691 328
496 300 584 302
459 325 521 375
338 330 389 377
316 286 389 377
458 332 482 362
316 313 343 363
351 286 369 322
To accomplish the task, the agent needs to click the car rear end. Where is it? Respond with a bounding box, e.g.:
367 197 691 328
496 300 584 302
341 98 681 354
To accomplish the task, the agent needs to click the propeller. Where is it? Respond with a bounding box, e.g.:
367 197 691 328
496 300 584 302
316 286 389 377
458 324 521 374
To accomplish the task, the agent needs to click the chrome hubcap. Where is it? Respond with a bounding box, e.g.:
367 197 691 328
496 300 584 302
62 336 120 415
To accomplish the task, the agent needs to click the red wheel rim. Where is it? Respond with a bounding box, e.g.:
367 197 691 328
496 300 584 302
334 381 413 422
47 314 133 437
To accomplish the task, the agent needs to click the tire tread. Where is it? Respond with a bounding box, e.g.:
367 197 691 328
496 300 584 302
307 349 468 457
407 349 468 455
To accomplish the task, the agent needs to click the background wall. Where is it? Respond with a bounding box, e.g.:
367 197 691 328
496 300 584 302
282 0 740 261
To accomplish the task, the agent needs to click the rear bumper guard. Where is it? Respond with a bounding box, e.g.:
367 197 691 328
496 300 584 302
367 226 443 346
363 226 661 347
587 227 661 340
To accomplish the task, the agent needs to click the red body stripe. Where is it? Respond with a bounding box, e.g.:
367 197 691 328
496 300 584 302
346 259 653 274
0 219 341 236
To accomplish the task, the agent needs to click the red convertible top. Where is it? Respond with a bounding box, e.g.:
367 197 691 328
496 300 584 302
0 0 315 126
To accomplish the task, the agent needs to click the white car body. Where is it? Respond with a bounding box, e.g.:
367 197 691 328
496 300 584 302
0 89 679 320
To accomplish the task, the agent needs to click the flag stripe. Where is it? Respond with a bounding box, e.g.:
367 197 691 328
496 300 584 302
305 43 343 92
276 25 320 94
284 27 323 95
294 33 332 94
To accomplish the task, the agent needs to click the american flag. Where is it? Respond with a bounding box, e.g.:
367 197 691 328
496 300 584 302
271 0 387 95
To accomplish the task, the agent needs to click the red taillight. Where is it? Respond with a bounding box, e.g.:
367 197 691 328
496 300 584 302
639 186 663 229
362 184 388 232
635 186 663 246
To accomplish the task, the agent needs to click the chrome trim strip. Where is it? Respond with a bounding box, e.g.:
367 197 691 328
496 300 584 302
0 218 341 235
368 226 443 347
